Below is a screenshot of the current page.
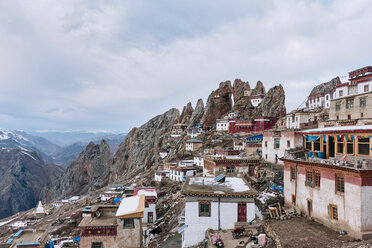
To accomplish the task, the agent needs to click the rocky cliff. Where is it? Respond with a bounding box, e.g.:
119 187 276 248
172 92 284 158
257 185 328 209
200 81 233 127
187 99 204 128
110 108 180 181
41 140 111 202
0 149 63 219
253 84 286 118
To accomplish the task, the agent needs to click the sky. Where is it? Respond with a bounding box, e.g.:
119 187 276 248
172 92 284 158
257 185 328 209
0 0 371 132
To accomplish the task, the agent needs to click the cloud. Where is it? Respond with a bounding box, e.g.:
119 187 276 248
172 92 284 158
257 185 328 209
0 0 371 131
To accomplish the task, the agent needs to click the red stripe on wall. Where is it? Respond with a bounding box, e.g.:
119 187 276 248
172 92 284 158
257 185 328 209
284 164 290 171
345 175 362 186
321 170 335 180
362 177 372 186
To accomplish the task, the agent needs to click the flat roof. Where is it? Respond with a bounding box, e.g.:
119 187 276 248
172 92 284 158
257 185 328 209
182 177 257 197
11 230 47 245
116 195 145 219
300 125 372 134
79 206 118 227
133 188 157 198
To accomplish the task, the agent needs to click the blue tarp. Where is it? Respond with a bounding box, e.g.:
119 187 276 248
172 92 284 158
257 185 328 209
114 198 122 203
247 134 263 140
73 237 81 242
306 135 320 142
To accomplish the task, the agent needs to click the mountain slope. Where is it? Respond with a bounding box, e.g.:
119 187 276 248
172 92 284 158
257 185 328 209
0 149 63 219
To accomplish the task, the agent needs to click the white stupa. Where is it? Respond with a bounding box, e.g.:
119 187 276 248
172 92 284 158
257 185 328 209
34 201 46 215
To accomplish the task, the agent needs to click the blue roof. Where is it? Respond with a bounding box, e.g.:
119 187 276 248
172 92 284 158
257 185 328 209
178 224 188 233
6 238 13 243
16 243 41 246
247 134 263 140
186 139 202 143
13 229 32 237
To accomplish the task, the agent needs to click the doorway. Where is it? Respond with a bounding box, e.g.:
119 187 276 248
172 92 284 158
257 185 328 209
148 212 153 223
238 203 247 222
329 136 335 158
307 199 312 217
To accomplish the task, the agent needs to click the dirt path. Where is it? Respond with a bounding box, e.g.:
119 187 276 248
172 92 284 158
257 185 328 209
268 217 372 248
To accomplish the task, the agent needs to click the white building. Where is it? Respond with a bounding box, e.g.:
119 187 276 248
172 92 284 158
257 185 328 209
179 160 194 167
216 119 229 131
170 167 197 182
187 127 204 138
34 201 46 216
185 139 203 152
286 109 321 129
227 112 239 119
180 176 258 248
194 156 204 167
134 188 157 224
233 139 246 151
159 149 169 159
154 170 170 182
250 94 264 107
262 129 303 164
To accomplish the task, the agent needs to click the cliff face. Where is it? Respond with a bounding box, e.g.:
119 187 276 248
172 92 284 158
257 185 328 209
110 108 180 181
252 81 266 95
253 84 286 118
200 81 233 127
187 99 204 128
0 149 63 219
179 102 194 124
41 140 111 202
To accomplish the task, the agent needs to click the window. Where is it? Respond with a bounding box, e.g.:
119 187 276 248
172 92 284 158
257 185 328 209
306 170 313 187
337 139 344 154
274 139 280 149
361 113 364 118
265 141 268 147
315 172 321 187
199 201 211 217
336 176 345 193
346 140 354 155
123 218 135 229
335 102 341 111
91 242 103 248
305 140 312 150
314 140 320 151
360 97 367 108
364 84 369 92
337 116 339 121
330 204 338 220
290 167 296 180
339 90 343 97
287 140 291 148
358 137 370 155
227 167 235 173
348 114 351 120
291 194 296 205
346 99 354 109
326 95 329 100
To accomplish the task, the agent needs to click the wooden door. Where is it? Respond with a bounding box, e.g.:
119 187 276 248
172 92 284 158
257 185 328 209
238 203 247 222
249 165 255 176
148 212 153 223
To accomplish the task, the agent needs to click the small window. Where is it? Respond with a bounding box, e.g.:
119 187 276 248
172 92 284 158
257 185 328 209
199 201 211 217
290 167 296 180
330 204 338 220
348 114 351 120
306 170 313 187
336 176 345 193
287 140 291 148
360 97 367 108
336 116 339 121
274 139 280 149
227 167 235 173
291 194 296 205
364 85 369 92
361 113 364 118
123 218 135 229
358 138 370 155
335 102 341 111
346 141 354 155
91 242 103 248
346 99 354 109
314 140 320 151
265 141 268 147
339 90 343 97
315 172 321 187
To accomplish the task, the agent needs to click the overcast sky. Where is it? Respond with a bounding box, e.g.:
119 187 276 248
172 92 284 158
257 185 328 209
0 0 371 132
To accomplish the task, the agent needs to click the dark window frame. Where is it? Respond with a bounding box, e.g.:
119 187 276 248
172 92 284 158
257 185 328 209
199 200 211 217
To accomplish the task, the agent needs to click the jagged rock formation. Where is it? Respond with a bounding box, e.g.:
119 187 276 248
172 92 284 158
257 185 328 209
308 77 341 97
200 81 233 127
110 108 180 181
253 84 286 118
187 99 204 128
0 149 63 219
252 81 266 95
41 140 111 202
179 102 194 124
233 79 251 103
